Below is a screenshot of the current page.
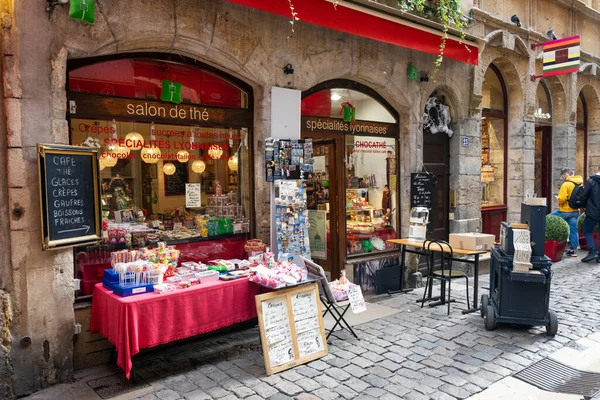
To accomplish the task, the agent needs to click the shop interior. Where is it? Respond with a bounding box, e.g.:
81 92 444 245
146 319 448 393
301 88 399 278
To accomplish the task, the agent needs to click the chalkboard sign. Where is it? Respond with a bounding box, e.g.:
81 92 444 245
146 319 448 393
255 282 328 375
164 162 187 196
37 144 101 250
410 172 435 209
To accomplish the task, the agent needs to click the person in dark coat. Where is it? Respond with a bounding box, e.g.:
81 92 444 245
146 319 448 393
581 164 600 262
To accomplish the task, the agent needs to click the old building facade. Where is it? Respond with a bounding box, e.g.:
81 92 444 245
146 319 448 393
0 0 599 397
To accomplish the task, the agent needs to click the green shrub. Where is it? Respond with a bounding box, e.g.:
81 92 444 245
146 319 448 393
545 215 570 242
577 213 600 233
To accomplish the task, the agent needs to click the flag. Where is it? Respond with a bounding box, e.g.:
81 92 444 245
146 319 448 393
161 80 182 104
543 35 580 77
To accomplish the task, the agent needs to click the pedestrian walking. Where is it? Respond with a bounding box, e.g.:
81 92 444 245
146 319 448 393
549 169 582 257
581 164 600 262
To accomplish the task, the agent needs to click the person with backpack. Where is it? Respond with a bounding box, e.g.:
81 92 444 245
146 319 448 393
580 164 600 262
550 169 583 257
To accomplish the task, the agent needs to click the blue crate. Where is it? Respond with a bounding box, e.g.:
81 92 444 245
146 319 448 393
102 278 115 291
112 283 154 297
103 269 120 282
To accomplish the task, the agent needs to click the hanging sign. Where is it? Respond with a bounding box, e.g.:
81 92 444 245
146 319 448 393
37 144 102 250
542 36 580 77
160 80 183 104
256 282 328 375
69 0 95 24
185 183 201 208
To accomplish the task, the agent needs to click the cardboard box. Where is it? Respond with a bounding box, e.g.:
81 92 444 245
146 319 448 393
513 261 532 273
449 233 495 251
524 197 547 206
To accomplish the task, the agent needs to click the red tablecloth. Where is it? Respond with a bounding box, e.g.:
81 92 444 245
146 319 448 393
90 278 259 378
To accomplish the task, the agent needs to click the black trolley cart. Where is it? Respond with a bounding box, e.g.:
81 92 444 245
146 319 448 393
480 246 558 336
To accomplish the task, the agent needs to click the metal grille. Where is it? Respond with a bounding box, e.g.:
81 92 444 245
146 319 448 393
514 357 600 398
86 373 149 399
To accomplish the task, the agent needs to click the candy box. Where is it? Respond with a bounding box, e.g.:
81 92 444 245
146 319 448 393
196 270 219 284
154 283 176 294
113 283 154 297
219 274 240 281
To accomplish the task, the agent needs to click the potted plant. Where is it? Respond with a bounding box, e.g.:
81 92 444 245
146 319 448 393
577 213 600 251
545 215 570 262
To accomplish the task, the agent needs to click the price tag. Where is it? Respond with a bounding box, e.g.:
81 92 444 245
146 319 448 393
348 285 367 314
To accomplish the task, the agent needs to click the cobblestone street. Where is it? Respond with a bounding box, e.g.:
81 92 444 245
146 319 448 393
27 255 600 400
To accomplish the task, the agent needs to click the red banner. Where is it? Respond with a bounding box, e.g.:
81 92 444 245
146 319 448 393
227 0 478 65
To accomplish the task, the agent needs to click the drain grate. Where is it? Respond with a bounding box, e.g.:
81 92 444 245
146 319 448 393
514 357 600 398
86 373 149 399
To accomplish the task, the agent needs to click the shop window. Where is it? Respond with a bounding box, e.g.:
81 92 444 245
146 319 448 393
576 93 588 178
481 67 507 207
69 56 252 301
345 136 397 256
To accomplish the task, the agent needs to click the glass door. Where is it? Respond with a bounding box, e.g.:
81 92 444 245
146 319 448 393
307 140 337 280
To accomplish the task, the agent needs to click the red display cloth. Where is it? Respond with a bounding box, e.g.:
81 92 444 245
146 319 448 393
90 278 259 379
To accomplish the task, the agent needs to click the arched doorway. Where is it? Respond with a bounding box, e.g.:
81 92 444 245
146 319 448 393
301 80 400 282
422 92 453 241
534 80 553 211
481 64 508 239
577 92 588 179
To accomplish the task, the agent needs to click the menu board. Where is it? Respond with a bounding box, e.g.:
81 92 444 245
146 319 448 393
165 162 187 196
256 283 328 375
37 144 102 250
410 172 435 209
185 183 201 208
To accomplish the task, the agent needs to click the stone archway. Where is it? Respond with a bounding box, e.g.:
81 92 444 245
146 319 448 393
578 84 600 177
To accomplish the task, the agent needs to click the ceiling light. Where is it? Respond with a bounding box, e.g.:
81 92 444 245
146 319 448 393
163 162 176 175
228 154 239 172
208 144 223 160
331 93 342 101
191 160 206 174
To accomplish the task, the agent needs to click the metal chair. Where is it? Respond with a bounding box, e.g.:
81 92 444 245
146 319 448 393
301 257 358 340
421 240 470 315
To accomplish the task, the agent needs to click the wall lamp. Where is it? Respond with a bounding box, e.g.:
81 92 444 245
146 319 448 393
283 64 294 75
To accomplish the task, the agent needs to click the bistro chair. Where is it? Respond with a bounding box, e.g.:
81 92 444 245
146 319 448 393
421 240 470 315
301 257 358 340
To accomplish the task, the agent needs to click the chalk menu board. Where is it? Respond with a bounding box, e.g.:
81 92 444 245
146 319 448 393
410 172 435 209
37 144 101 250
256 282 328 375
165 162 187 196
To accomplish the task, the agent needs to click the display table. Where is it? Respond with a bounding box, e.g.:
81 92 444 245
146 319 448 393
388 238 489 314
90 277 260 378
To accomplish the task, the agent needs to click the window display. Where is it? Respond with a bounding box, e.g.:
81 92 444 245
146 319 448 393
481 67 506 207
345 136 397 256
69 56 254 300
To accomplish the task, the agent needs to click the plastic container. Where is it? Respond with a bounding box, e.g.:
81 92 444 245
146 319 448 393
196 270 219 284
112 283 154 297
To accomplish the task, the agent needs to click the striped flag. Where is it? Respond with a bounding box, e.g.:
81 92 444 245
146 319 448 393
543 35 580 77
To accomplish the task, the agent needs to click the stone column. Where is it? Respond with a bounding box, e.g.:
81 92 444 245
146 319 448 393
552 124 577 208
449 117 483 233
588 129 600 173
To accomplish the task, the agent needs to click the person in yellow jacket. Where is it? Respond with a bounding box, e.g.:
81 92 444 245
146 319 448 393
549 168 583 257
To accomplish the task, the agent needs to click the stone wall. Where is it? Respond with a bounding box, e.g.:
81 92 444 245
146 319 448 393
3 0 600 396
